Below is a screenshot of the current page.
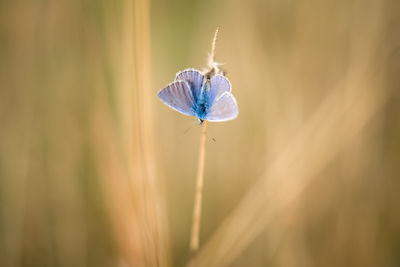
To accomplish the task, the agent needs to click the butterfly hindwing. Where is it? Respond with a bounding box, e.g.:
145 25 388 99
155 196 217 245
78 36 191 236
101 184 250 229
206 91 238 122
208 75 232 105
175 69 204 102
158 81 195 116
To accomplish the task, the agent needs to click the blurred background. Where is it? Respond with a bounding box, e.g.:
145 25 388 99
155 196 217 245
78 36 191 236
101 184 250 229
1 0 400 266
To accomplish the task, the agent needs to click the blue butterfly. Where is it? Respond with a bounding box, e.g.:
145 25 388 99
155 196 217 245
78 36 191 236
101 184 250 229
158 68 238 123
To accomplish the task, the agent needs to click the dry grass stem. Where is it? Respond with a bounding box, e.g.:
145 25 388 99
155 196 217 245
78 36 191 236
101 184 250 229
208 27 219 71
190 120 208 253
189 27 221 255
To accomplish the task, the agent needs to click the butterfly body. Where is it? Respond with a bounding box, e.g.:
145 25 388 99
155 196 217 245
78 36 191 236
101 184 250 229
194 81 211 123
158 68 238 122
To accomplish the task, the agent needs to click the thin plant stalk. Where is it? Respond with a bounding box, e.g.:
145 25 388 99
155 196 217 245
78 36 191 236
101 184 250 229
190 120 208 252
189 28 220 254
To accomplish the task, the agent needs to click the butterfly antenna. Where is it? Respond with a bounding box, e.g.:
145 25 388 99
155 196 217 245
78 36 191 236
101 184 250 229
183 120 197 135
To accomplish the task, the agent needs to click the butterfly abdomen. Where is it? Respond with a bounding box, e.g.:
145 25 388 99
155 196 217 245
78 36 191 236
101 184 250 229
194 81 210 120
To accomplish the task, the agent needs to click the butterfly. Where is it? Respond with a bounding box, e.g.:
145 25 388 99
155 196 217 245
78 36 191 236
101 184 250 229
158 68 238 123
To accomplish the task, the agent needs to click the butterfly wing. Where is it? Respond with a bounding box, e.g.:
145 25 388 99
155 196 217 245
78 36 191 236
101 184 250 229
158 81 195 116
208 75 232 105
175 68 204 101
206 92 238 122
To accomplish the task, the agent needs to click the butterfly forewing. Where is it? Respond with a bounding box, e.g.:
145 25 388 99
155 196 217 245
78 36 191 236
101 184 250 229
175 69 204 101
158 81 195 116
208 75 232 105
206 92 238 122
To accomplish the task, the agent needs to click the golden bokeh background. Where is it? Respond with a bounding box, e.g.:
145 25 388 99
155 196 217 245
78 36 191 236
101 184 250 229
1 0 400 266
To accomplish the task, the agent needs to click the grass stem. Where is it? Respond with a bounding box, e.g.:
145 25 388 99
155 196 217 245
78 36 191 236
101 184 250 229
190 120 208 253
